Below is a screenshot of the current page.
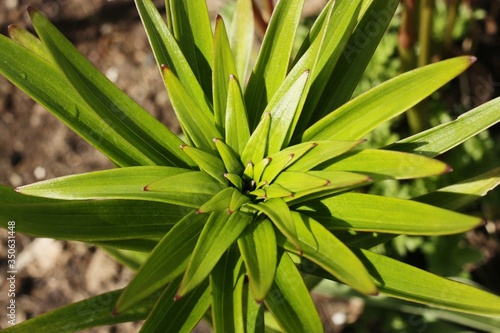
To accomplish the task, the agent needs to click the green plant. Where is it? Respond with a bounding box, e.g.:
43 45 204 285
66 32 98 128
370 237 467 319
1 0 499 332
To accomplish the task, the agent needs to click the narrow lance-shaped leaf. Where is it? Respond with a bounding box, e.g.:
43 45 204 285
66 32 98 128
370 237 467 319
115 211 207 313
177 210 253 298
1 289 158 333
165 0 213 98
238 219 277 302
264 251 323 333
388 96 500 157
413 167 500 211
304 56 476 141
265 70 310 154
135 0 212 115
311 0 399 122
210 249 242 333
162 66 221 153
29 8 192 167
214 138 244 175
0 186 187 241
230 0 254 81
213 16 238 134
240 112 271 165
278 212 377 295
197 188 234 214
322 149 451 180
225 75 251 154
180 145 227 185
354 248 500 316
245 0 305 128
8 25 51 63
0 34 152 167
139 277 211 333
298 193 484 235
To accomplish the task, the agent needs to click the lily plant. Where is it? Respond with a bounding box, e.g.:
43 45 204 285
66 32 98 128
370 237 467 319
1 0 499 332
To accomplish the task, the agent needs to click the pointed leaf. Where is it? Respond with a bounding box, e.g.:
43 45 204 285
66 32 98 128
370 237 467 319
388 96 500 157
278 212 377 295
213 16 238 133
299 193 484 235
0 186 187 242
214 138 244 175
197 188 234 214
323 149 451 180
238 219 277 301
287 140 365 171
224 173 243 192
135 0 212 115
229 189 251 214
247 198 301 254
355 248 500 316
253 157 272 185
273 171 329 192
115 211 207 312
139 277 210 333
8 25 51 63
241 112 271 165
230 0 254 80
414 167 500 211
225 75 251 154
162 66 221 152
264 252 323 333
0 34 157 167
210 249 242 333
265 70 310 153
264 184 294 199
245 0 305 128
0 289 157 333
304 56 476 141
29 8 191 167
165 0 213 97
177 210 253 297
180 145 227 184
312 0 399 120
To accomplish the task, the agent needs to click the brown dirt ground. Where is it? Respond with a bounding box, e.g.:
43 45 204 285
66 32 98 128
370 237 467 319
0 1 499 332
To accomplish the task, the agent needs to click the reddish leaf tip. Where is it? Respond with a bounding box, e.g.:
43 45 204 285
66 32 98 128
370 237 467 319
469 56 477 64
228 209 234 215
27 6 37 17
324 180 331 186
142 185 149 191
311 142 318 147
212 137 219 143
229 73 236 80
196 209 202 215
443 165 453 174
180 144 187 150
479 219 488 227
112 307 119 316
160 64 169 72
174 294 181 302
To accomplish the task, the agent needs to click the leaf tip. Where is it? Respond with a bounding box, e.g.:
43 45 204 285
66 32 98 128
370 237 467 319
174 293 182 302
479 219 488 227
443 165 453 174
196 208 202 214
112 307 119 316
27 6 38 18
469 56 477 64
180 144 187 150
229 73 236 80
142 185 149 192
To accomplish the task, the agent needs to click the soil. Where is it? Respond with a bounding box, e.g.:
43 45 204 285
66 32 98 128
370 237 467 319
0 1 499 332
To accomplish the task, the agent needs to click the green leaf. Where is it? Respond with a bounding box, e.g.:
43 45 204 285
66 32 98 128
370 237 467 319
139 277 210 333
214 138 244 175
264 252 323 333
8 25 51 63
29 8 191 168
165 0 213 98
197 188 234 214
0 34 153 167
355 248 500 316
179 145 227 184
229 0 254 81
312 0 399 120
225 75 251 154
116 211 207 312
287 140 365 172
213 15 238 133
210 249 243 333
177 210 253 298
299 193 483 235
413 167 500 211
304 56 475 141
224 173 243 192
92 238 159 253
389 96 500 157
135 0 212 115
100 247 150 272
266 70 310 154
238 219 277 302
162 66 221 152
278 212 377 295
17 166 221 207
323 149 451 180
0 186 187 241
273 171 329 192
247 198 301 254
241 112 271 165
245 0 305 128
1 289 157 333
